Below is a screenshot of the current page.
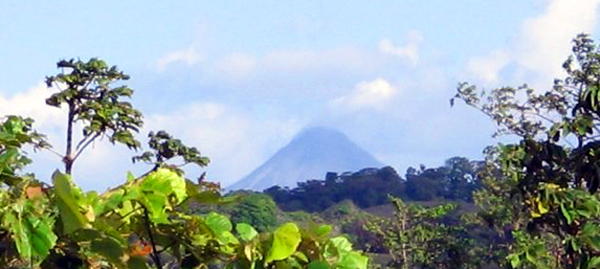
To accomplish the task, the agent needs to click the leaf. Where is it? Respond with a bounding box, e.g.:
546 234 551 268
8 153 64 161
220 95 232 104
141 168 187 203
508 253 522 268
315 225 332 237
52 170 89 233
90 237 126 266
589 256 600 268
237 223 258 242
3 206 57 265
126 171 135 183
205 212 233 235
537 198 549 215
337 252 368 269
4 211 31 261
27 215 57 259
266 222 302 263
143 192 168 224
294 251 309 263
560 203 572 224
330 237 353 254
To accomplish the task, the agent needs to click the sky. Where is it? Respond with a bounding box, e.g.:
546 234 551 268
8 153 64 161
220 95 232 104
1 0 599 191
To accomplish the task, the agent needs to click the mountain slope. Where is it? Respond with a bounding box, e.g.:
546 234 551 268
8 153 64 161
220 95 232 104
228 127 384 191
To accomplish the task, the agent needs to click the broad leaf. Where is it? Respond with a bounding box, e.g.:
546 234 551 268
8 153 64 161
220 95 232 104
237 223 258 242
266 222 302 263
52 171 88 233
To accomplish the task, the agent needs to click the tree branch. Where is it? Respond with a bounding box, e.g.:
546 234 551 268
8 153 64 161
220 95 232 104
143 207 163 269
72 133 101 163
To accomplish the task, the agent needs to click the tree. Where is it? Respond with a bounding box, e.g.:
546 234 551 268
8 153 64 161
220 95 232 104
453 33 600 268
45 58 143 174
229 192 277 232
366 196 484 269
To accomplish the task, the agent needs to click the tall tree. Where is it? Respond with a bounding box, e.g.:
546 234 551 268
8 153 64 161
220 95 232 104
453 34 600 268
45 58 143 174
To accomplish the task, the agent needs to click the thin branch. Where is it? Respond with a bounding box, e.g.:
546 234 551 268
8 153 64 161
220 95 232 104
143 207 163 269
72 133 100 163
45 147 64 159
51 81 64 92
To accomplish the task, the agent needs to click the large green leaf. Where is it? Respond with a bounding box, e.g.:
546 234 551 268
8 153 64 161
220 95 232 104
205 212 233 235
52 170 89 233
236 223 258 242
337 252 368 269
266 222 302 263
315 225 332 237
27 215 57 259
330 237 353 253
141 168 187 203
143 192 169 224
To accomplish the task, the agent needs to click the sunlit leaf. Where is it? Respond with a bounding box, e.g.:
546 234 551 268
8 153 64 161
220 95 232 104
52 170 88 233
266 222 301 263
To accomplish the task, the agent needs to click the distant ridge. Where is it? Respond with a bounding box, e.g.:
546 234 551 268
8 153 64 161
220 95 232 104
227 126 384 191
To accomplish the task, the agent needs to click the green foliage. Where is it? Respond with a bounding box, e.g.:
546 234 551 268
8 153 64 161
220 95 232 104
236 223 258 242
266 222 302 263
265 161 481 213
229 192 277 232
453 34 600 268
132 130 210 174
366 196 484 269
45 58 144 174
0 58 368 269
0 116 49 186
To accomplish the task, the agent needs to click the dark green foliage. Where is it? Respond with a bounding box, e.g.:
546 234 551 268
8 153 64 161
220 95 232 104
229 192 277 232
0 116 49 187
265 159 481 213
132 130 210 175
366 196 486 269
453 34 600 268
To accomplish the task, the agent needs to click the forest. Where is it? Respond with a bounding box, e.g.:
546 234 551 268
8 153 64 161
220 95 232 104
2 33 600 269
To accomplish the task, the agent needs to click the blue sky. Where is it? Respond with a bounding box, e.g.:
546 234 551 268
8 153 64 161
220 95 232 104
1 0 599 190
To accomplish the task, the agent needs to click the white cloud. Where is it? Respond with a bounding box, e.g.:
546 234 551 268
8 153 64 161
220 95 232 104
330 78 397 113
156 46 202 72
0 84 136 189
214 53 257 79
379 30 424 66
145 102 303 186
0 83 64 130
517 0 600 84
463 0 600 88
465 49 511 85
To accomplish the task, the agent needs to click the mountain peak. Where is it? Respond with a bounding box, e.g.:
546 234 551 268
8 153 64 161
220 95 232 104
293 126 348 141
227 126 384 191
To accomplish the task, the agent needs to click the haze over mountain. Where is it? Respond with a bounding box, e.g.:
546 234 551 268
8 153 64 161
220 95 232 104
227 127 384 191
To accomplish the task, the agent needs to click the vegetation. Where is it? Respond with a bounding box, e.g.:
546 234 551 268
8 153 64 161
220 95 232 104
5 33 600 269
366 197 485 269
264 158 481 213
262 33 600 269
0 59 368 269
451 33 600 268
